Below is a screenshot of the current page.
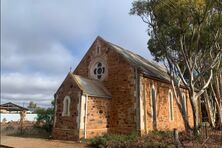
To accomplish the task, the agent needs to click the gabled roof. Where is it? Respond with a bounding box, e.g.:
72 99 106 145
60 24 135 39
99 37 170 82
0 102 28 111
70 73 111 98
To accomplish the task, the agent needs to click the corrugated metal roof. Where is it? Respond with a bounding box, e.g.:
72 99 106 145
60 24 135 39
71 74 111 98
106 41 170 81
0 102 29 111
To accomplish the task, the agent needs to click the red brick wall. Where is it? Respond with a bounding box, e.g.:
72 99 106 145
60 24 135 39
141 77 193 132
74 38 136 134
52 74 81 140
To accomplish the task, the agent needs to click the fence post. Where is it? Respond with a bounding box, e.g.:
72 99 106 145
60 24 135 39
173 128 184 148
202 122 209 139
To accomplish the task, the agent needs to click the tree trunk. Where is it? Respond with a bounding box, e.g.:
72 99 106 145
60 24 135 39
189 95 200 135
211 83 222 129
171 80 191 132
215 102 222 129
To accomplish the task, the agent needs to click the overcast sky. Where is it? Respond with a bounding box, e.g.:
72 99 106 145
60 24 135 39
1 0 151 108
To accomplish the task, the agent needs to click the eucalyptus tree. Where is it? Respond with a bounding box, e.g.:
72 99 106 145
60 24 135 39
206 57 222 128
130 0 222 134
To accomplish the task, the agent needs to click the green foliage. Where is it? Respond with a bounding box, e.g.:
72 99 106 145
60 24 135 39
150 130 172 137
130 0 222 61
130 0 222 134
27 101 37 112
27 101 37 108
89 131 176 147
89 131 138 148
35 107 54 133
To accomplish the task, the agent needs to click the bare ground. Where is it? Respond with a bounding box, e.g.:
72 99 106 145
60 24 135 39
1 135 88 148
0 121 89 148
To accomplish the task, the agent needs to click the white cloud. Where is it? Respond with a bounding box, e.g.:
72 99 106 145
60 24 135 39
1 73 64 107
1 41 76 75
1 0 152 107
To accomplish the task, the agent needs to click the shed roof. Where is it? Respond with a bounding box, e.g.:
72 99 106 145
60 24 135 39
0 102 28 111
71 74 111 98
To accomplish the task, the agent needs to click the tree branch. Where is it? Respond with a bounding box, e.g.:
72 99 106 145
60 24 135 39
195 69 213 99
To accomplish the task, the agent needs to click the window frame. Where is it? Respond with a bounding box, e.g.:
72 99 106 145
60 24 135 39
168 89 174 121
89 57 108 81
150 85 157 121
62 96 71 116
182 93 187 112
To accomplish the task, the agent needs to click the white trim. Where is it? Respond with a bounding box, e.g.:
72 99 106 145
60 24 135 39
62 96 71 116
139 76 144 131
168 89 174 121
84 94 88 139
79 95 86 130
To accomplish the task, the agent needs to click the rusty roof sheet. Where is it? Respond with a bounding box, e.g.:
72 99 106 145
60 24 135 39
106 41 170 82
72 74 111 98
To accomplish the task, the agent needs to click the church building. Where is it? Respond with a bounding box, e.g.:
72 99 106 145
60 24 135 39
52 36 193 140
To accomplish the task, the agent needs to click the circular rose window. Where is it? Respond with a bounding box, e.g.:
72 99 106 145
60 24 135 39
89 58 107 81
93 62 105 79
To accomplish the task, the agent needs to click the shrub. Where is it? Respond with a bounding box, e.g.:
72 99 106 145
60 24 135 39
89 131 138 148
34 108 54 133
89 130 177 147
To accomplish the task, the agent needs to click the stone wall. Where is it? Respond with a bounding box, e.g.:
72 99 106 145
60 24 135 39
53 37 195 140
74 37 136 134
52 73 81 140
79 96 110 138
140 76 194 133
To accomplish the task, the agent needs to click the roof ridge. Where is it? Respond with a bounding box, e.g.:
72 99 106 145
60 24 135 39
105 40 166 69
99 37 170 81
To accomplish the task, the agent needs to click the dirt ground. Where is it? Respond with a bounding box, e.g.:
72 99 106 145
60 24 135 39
0 121 89 148
1 135 89 148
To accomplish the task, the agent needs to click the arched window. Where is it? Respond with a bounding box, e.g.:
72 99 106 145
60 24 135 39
182 93 187 112
168 90 174 121
151 85 157 123
62 96 70 116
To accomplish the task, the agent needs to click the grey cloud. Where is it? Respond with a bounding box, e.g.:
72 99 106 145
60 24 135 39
1 73 62 107
1 0 102 74
1 0 152 107
1 73 61 94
